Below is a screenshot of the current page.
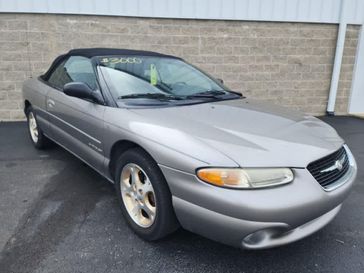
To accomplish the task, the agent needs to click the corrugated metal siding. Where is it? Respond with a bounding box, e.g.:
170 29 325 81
0 0 363 24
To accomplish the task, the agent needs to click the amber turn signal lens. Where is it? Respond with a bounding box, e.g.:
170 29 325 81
196 169 225 186
196 168 293 189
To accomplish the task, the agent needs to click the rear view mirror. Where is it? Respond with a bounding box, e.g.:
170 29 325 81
217 78 224 84
63 82 103 104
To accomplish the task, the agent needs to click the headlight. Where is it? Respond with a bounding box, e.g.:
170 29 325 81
196 168 294 189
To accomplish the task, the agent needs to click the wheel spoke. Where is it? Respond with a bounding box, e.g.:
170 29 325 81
141 203 155 221
130 203 141 217
121 183 132 194
140 178 153 194
121 165 133 188
130 166 142 187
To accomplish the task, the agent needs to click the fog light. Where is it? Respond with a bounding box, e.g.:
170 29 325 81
243 230 271 245
243 227 289 248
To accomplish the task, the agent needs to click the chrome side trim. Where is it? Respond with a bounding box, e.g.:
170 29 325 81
322 144 357 192
88 142 103 153
38 107 101 144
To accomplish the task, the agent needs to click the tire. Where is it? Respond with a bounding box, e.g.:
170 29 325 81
114 147 179 241
26 106 51 149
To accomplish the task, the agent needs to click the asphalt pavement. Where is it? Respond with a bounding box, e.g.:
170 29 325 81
0 116 363 273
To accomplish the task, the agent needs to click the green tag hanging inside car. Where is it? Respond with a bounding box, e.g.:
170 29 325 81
150 64 157 85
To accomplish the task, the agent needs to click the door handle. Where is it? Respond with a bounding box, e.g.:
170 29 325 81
47 99 55 108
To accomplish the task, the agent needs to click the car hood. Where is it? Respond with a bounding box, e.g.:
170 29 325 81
129 98 344 168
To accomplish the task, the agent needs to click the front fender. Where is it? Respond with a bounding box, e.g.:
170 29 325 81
103 107 239 174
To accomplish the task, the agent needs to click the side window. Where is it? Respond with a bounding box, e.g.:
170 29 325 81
47 59 71 89
47 56 97 90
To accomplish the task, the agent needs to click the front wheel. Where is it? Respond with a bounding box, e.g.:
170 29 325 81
114 148 179 241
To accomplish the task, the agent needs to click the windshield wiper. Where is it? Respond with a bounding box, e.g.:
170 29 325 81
117 93 182 101
155 81 173 92
185 90 228 99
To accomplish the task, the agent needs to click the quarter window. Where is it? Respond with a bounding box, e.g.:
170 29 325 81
47 56 97 90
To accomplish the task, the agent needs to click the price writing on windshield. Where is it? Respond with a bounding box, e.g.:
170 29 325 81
100 57 142 64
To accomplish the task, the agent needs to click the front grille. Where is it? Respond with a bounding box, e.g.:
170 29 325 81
307 147 350 189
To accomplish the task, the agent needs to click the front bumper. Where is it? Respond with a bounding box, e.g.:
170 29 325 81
159 148 357 249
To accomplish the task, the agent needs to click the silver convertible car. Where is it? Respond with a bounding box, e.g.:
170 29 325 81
22 48 357 249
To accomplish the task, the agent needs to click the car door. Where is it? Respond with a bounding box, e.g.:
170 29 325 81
45 56 105 173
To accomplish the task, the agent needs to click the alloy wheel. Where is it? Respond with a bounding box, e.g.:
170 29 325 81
28 112 39 143
120 163 157 228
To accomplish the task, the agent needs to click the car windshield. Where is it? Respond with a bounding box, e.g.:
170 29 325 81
97 55 241 105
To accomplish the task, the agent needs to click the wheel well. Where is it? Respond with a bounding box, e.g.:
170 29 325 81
24 100 31 113
109 140 142 179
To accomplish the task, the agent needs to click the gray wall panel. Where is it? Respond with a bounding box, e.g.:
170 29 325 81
0 0 363 24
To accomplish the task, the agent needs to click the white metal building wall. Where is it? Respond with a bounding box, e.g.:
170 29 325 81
0 0 364 114
0 0 363 24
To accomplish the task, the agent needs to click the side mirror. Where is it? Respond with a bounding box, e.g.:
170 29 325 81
217 78 224 84
63 82 103 104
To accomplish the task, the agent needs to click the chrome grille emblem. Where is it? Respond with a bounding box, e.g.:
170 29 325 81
335 160 343 171
320 155 345 173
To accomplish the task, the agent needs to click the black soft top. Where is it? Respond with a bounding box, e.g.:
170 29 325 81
67 48 180 59
41 48 181 80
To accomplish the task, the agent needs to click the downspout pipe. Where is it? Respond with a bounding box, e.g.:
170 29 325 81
326 0 347 115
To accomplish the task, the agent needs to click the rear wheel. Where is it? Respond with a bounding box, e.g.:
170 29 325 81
114 148 179 241
26 106 50 149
